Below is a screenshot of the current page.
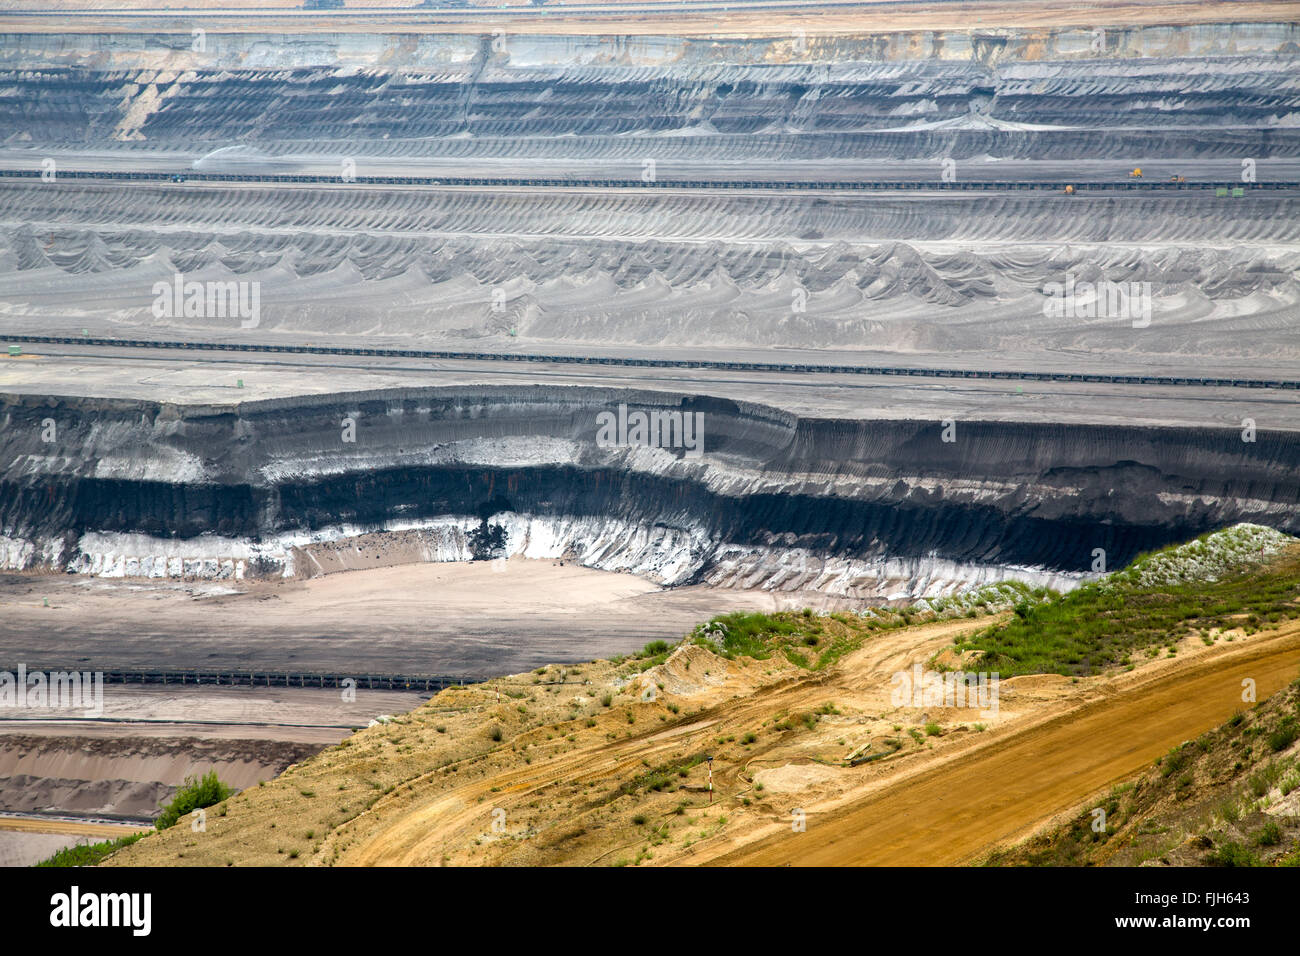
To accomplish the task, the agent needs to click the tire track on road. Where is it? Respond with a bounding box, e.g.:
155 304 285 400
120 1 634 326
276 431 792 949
707 627 1300 866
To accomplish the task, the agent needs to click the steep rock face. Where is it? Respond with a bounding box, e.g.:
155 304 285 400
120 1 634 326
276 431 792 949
2 25 1297 153
2 386 1296 598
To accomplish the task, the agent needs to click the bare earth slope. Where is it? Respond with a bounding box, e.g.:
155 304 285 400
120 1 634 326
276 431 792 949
708 626 1300 866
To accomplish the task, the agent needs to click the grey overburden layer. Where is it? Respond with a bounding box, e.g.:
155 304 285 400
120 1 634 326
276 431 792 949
0 22 1297 379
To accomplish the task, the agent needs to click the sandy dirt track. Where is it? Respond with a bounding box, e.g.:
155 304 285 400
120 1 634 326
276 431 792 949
315 615 995 866
708 628 1300 866
99 596 1300 867
0 816 146 839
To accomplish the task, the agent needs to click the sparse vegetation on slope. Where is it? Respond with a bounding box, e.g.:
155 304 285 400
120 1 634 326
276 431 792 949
689 581 1052 672
154 771 235 831
38 769 235 866
955 526 1300 677
36 775 236 868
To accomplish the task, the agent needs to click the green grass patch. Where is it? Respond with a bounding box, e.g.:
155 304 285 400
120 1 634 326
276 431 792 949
155 770 234 831
690 610 886 671
953 544 1300 678
35 831 145 867
618 754 706 797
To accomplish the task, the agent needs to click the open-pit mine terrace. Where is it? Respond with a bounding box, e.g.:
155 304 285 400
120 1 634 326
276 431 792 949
2 16 1298 378
0 5 1298 858
2 11 1298 652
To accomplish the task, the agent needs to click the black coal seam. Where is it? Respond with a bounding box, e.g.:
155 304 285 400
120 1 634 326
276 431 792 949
0 465 1248 573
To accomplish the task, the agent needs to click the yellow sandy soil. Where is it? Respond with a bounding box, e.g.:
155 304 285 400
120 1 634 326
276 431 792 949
708 626 1300 865
0 817 147 839
105 605 1300 866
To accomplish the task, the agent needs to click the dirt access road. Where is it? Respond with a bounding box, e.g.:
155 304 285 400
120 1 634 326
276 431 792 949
339 615 991 866
708 627 1300 866
0 816 146 840
338 616 1299 867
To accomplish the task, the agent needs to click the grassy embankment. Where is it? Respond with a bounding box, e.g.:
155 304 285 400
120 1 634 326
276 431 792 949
954 525 1300 677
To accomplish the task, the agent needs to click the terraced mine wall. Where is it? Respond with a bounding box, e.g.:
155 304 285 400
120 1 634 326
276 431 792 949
3 179 1295 363
2 24 1298 157
2 386 1296 597
2 22 1296 368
